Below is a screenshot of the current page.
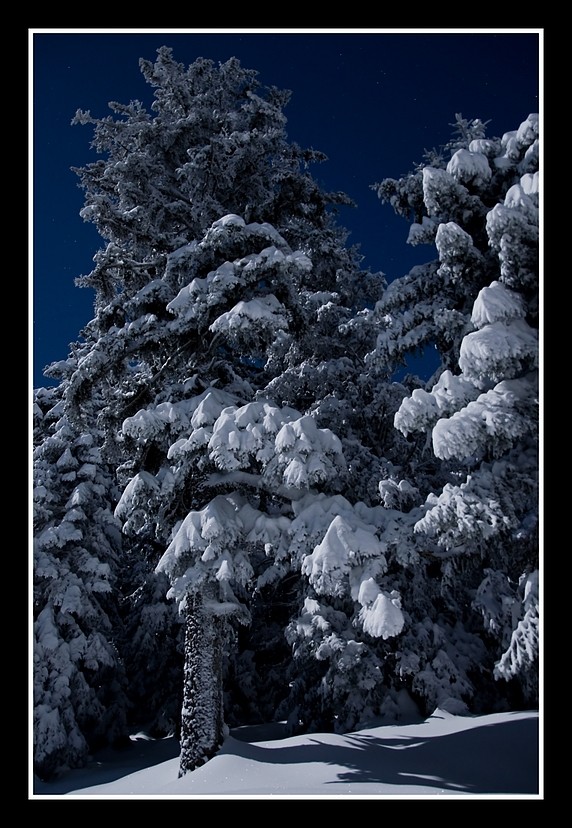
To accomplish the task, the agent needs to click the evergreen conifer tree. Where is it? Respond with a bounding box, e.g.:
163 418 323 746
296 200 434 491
369 113 540 711
33 381 129 778
282 113 540 729
34 47 385 777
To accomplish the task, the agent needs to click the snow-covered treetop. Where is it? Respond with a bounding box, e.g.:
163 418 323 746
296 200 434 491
71 48 353 308
387 109 539 469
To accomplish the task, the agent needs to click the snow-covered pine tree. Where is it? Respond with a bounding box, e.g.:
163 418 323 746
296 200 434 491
145 398 347 773
372 113 540 711
108 200 398 769
33 382 130 779
111 220 306 770
282 114 540 730
268 123 514 731
36 46 386 776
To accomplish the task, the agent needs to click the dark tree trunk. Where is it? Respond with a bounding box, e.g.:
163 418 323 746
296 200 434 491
178 588 225 777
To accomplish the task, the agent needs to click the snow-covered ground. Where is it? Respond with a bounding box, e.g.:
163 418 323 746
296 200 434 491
32 707 540 799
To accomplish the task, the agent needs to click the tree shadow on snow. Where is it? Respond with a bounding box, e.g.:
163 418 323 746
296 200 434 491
33 735 181 795
227 713 539 795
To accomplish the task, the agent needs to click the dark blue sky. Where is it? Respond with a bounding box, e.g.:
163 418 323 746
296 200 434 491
32 29 541 388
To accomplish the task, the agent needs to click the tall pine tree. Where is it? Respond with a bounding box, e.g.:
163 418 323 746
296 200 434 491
34 47 385 777
33 379 130 779
369 113 540 712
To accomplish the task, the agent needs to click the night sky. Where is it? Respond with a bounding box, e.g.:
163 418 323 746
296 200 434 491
31 29 541 389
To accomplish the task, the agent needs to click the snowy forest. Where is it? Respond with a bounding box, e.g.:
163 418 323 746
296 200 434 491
33 47 540 782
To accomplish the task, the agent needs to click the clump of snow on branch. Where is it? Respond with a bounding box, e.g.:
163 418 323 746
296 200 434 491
414 474 513 552
357 582 405 640
431 374 537 461
446 148 491 187
421 166 469 220
155 493 258 611
289 493 409 639
114 470 161 535
394 370 478 436
123 387 239 445
302 514 388 599
271 415 344 490
206 399 299 473
406 215 437 246
165 217 312 333
458 319 538 385
486 162 539 291
209 295 289 341
435 221 482 285
470 280 527 329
